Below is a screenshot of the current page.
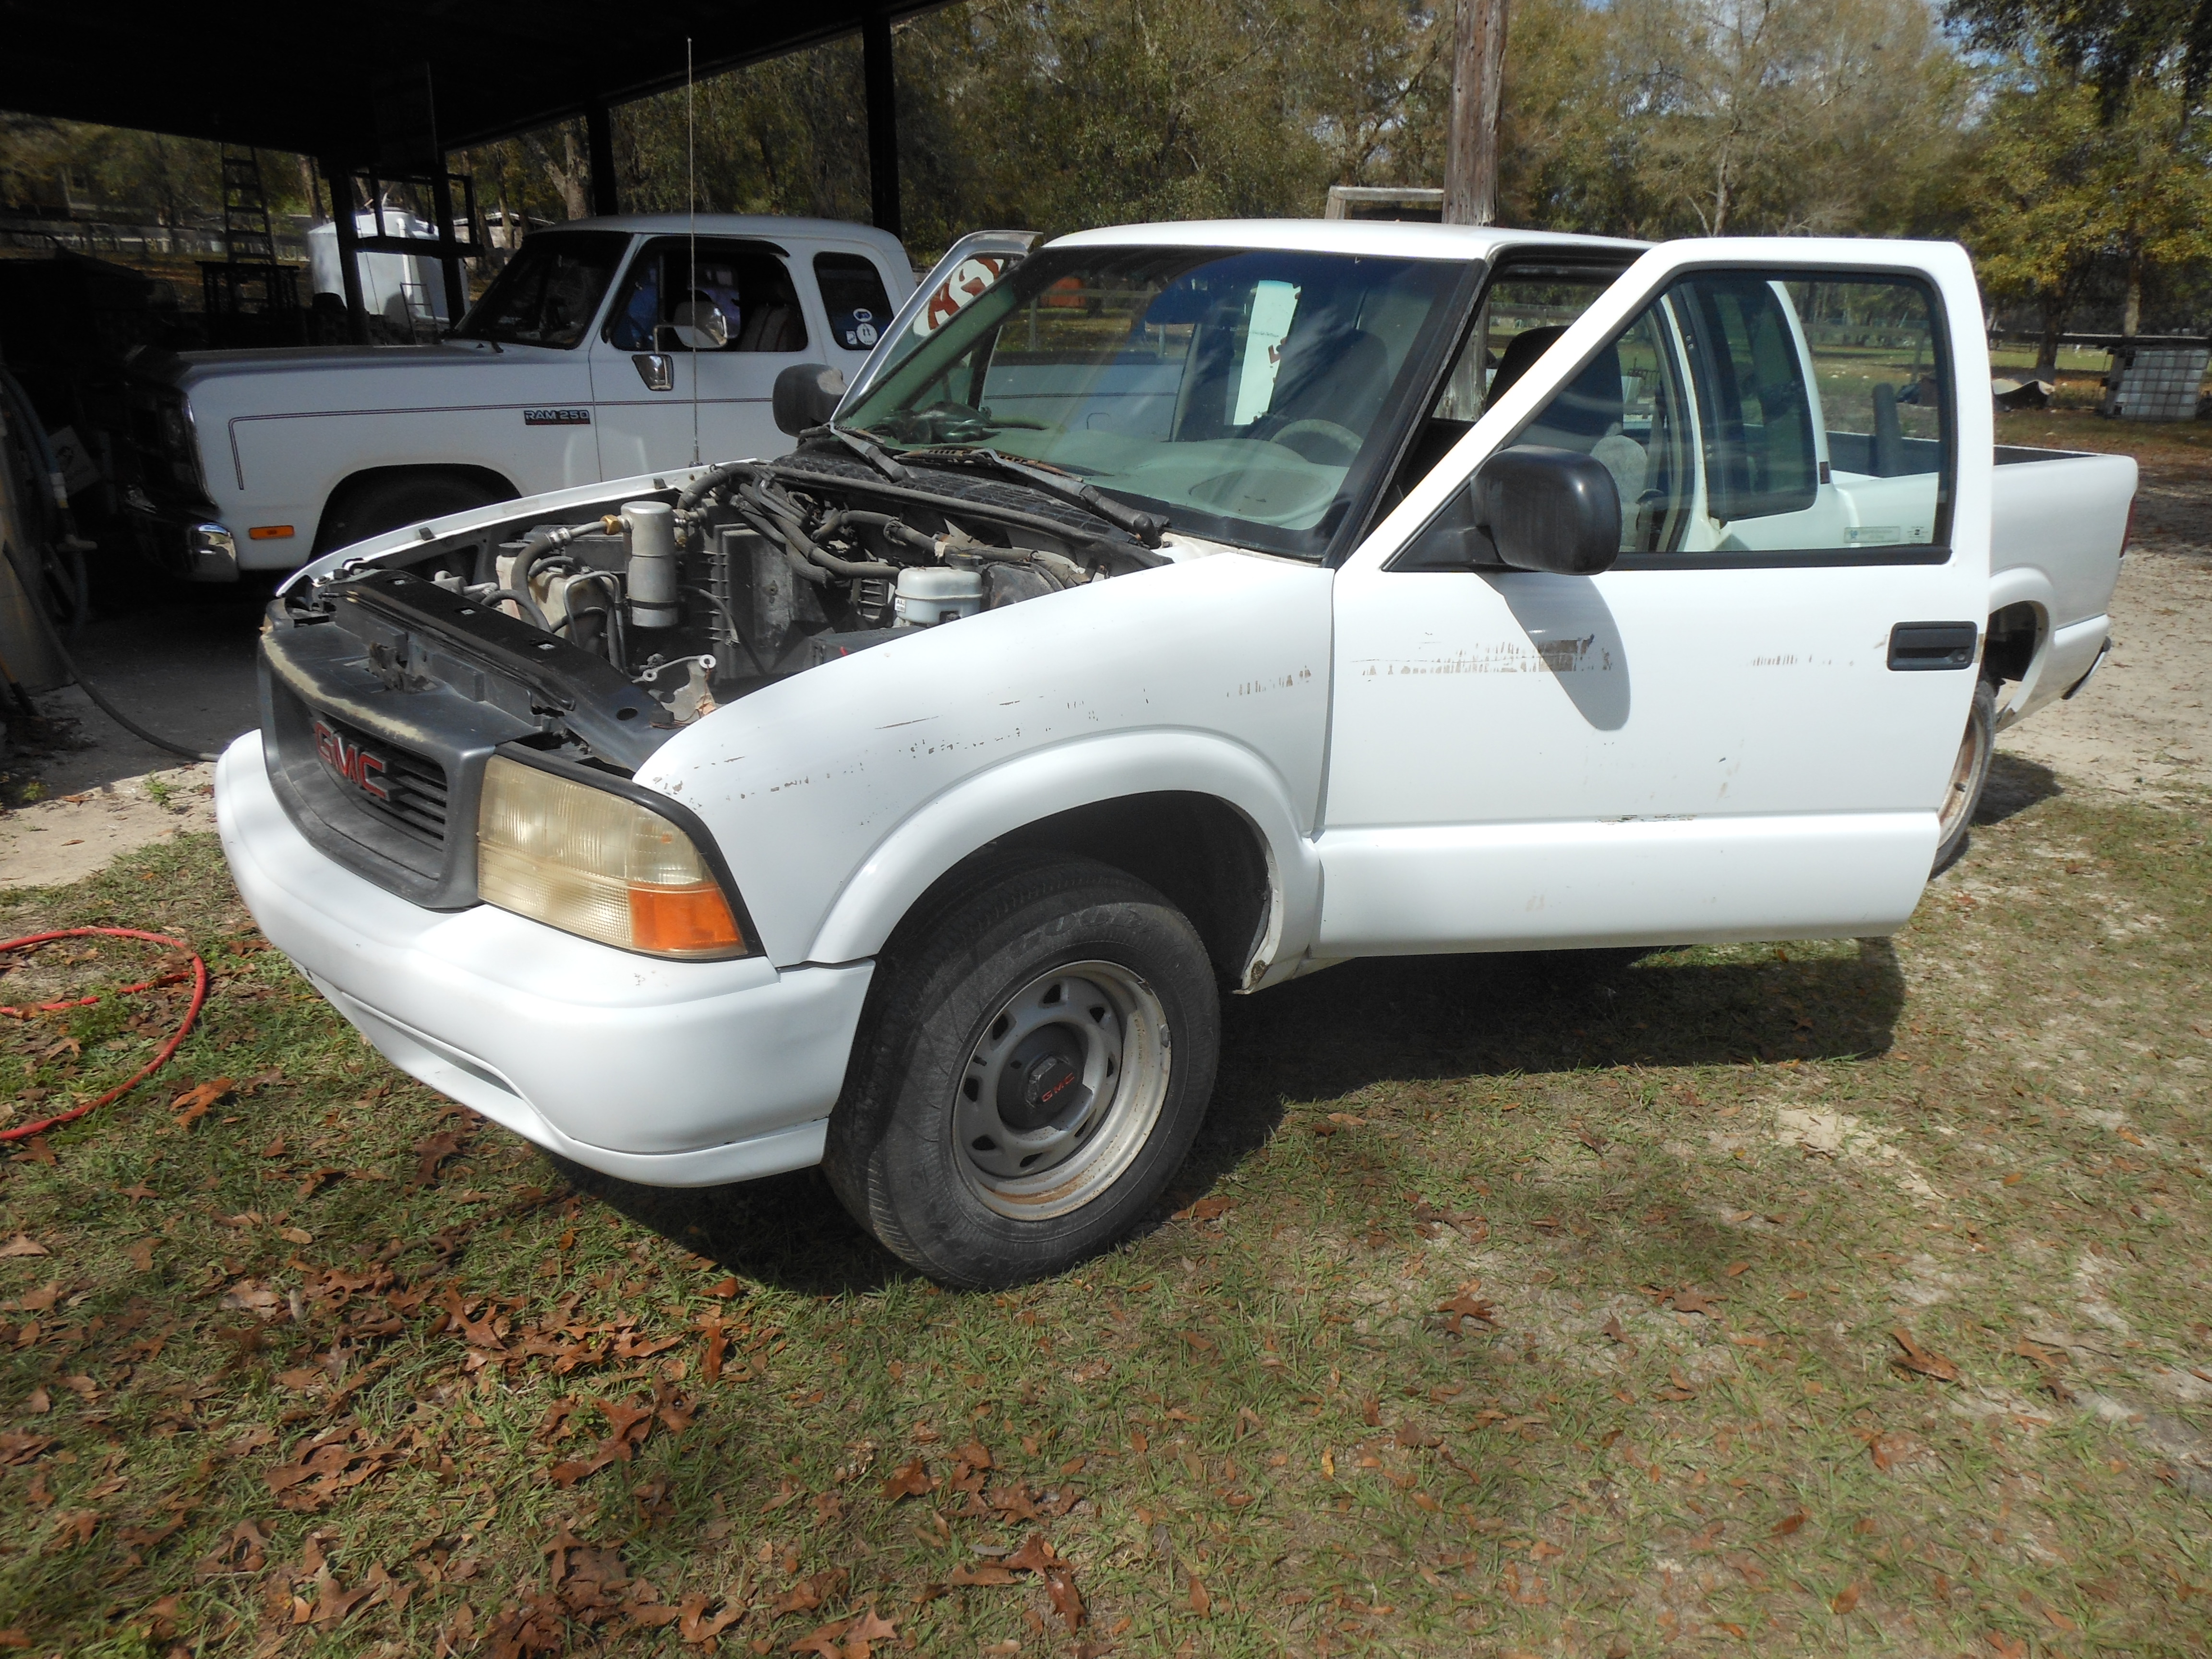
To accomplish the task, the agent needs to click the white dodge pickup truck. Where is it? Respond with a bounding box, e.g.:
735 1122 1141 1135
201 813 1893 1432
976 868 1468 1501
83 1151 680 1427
119 215 912 579
216 221 2131 1287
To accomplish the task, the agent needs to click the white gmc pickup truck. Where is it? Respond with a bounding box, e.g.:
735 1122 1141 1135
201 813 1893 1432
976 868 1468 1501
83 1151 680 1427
119 215 912 579
216 222 2131 1287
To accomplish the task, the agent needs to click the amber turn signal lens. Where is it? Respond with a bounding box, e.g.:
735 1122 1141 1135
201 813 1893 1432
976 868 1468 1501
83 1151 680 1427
247 525 295 540
628 882 745 956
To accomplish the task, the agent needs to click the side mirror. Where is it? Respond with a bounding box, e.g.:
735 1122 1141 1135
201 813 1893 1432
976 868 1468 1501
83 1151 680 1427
1470 446 1622 574
670 298 730 350
772 363 847 436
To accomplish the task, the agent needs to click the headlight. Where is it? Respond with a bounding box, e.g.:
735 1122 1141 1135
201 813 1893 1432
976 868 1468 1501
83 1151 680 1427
476 756 750 959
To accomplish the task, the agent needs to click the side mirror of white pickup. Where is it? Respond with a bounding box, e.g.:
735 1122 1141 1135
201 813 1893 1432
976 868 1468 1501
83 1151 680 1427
1395 444 1623 575
772 363 849 436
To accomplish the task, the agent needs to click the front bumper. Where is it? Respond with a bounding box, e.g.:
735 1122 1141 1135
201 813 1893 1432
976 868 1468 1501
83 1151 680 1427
215 732 873 1187
121 489 240 582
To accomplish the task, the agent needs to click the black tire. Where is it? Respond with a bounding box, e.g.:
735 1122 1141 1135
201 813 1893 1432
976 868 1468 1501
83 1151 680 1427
314 470 512 555
823 852 1221 1288
1933 675 1998 873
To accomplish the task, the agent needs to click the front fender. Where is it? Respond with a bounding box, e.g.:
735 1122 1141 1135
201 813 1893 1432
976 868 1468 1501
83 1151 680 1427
636 551 1338 970
804 730 1322 974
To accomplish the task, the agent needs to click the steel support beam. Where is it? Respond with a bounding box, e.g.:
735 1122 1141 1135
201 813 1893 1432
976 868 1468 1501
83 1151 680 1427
862 11 900 237
321 157 371 343
428 166 469 324
587 103 621 217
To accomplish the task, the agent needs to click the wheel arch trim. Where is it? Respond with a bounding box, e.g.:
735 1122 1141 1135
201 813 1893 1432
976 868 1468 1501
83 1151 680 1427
803 731 1321 981
1985 566 2056 721
311 462 522 554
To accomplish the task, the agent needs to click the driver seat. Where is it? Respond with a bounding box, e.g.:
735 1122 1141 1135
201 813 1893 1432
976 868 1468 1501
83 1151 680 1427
1267 326 1390 433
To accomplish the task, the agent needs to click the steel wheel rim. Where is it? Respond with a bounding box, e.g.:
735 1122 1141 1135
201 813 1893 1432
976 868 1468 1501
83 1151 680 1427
1938 704 1990 843
950 959 1171 1221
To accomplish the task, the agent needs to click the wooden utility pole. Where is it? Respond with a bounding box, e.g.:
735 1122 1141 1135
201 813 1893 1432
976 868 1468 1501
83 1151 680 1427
1444 0 1510 225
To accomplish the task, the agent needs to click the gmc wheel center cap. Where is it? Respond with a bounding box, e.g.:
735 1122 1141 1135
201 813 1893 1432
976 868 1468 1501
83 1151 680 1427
999 1031 1087 1132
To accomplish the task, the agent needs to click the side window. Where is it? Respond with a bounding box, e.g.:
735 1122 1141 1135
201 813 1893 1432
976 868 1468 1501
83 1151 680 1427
1503 271 1951 558
1433 273 1621 422
607 240 808 353
1671 277 1816 521
814 253 894 352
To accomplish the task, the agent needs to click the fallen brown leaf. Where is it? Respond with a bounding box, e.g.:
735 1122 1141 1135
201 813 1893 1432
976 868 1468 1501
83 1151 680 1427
1438 1286 1498 1334
1186 1572 1212 1618
1046 1567 1085 1632
1600 1315 1638 1356
1890 1327 1960 1383
169 1077 233 1128
677 1593 742 1643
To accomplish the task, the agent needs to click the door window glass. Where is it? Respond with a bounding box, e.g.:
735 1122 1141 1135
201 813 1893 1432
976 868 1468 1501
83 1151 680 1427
606 240 808 353
1672 277 1817 521
1501 272 1951 558
814 252 894 352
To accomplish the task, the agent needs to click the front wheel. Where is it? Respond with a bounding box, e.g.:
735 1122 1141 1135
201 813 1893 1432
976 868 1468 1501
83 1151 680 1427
824 853 1220 1288
1933 676 1998 873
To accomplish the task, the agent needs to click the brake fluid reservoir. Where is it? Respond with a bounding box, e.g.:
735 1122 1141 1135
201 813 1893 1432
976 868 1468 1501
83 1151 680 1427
893 566 985 627
624 500 679 628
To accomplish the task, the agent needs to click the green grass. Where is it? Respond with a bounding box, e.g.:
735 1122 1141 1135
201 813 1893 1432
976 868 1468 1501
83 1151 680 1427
1 776 2210 1656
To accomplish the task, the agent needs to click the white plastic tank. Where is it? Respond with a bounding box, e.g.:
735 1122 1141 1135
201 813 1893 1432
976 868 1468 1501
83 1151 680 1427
307 210 457 329
893 566 985 627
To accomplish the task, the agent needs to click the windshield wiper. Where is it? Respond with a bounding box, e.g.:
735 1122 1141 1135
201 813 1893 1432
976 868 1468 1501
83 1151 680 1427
823 423 911 484
904 447 1166 547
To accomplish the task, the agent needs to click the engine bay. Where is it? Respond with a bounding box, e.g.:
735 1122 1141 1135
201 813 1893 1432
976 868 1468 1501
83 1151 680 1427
275 453 1166 767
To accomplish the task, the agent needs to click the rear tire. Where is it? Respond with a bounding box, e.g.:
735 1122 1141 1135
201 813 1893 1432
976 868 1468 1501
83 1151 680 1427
314 470 512 555
1933 676 1998 873
823 853 1220 1288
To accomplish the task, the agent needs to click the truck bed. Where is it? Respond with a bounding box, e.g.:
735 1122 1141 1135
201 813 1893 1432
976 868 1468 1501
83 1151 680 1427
1987 444 2134 724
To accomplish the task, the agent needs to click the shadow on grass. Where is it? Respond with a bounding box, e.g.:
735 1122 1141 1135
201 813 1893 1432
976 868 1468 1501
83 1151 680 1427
547 1158 903 1297
571 937 1904 1294
1185 936 1906 1204
1979 750 2063 827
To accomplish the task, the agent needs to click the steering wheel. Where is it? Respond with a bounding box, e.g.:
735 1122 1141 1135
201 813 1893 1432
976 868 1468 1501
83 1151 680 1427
1268 418 1362 467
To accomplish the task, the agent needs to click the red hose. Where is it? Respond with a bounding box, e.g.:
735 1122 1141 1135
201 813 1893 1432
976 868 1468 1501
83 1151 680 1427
0 928 209 1142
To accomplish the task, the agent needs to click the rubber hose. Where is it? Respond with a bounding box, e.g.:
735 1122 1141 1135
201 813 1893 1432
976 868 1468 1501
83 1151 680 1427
727 500 830 585
743 489 896 579
0 537 216 763
505 526 572 628
677 460 762 514
0 928 209 1143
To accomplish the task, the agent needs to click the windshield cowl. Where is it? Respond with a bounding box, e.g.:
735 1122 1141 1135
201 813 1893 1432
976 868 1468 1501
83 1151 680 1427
775 443 1164 561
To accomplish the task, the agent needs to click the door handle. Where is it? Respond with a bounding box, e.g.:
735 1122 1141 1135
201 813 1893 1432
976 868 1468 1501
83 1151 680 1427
632 352 675 392
1887 621 1978 671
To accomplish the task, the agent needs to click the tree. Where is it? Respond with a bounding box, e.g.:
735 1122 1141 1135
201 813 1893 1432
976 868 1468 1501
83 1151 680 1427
1946 0 2212 119
1962 65 2212 360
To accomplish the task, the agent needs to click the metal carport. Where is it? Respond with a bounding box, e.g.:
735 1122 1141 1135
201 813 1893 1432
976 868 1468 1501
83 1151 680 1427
0 0 939 330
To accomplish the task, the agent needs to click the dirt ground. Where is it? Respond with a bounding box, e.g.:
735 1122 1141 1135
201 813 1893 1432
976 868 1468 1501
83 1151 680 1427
1998 468 2212 800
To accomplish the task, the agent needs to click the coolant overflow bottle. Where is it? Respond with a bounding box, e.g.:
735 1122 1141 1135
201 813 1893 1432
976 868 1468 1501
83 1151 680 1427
624 500 680 629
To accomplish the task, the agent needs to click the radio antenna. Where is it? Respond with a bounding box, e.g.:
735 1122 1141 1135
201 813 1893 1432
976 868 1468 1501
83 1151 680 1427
687 35 700 467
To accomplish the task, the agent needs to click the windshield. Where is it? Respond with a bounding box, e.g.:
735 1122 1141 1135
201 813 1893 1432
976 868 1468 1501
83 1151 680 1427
454 231 628 349
839 246 1463 558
